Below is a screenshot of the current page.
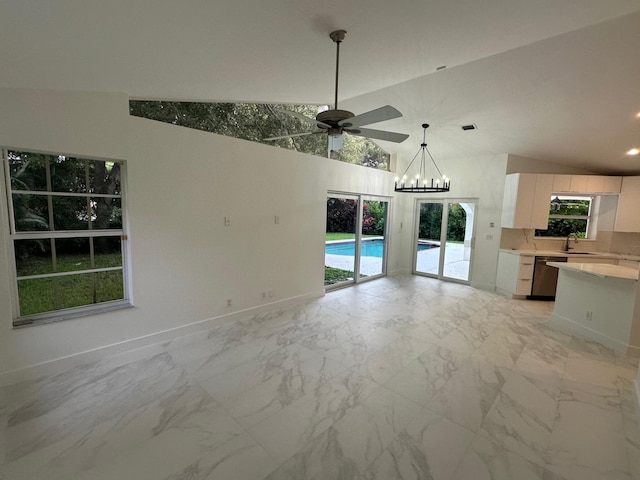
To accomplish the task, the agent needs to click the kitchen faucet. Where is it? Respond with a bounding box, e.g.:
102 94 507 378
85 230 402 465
565 232 578 251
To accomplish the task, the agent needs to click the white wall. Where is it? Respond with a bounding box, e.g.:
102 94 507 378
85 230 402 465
0 88 507 379
0 88 404 379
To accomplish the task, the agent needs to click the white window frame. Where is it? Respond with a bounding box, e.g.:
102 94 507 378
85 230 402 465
535 195 594 239
2 148 132 326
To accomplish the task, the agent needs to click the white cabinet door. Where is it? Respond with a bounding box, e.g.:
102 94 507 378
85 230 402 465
496 252 534 296
552 175 621 194
602 176 622 193
585 176 604 193
502 174 552 229
585 175 621 193
569 175 588 193
615 176 640 232
531 175 553 228
553 175 571 192
496 252 519 294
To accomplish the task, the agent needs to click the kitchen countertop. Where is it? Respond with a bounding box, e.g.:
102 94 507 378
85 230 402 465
547 261 639 280
499 249 640 261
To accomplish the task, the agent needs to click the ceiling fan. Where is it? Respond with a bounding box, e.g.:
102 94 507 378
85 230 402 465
265 30 409 149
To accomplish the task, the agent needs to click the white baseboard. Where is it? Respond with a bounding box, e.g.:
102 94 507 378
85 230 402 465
0 290 324 387
472 280 498 292
549 313 640 356
387 267 411 276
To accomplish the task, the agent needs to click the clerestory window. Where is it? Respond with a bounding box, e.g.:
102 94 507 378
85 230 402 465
129 101 391 170
3 149 131 326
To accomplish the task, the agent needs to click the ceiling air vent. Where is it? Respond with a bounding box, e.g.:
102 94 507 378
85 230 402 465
461 124 477 131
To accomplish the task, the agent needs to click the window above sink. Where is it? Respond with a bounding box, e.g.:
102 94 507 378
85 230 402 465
535 195 593 239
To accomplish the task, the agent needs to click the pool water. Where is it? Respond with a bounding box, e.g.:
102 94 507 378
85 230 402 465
325 239 436 258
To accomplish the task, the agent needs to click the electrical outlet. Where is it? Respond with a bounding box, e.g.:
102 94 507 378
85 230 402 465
226 299 232 307
261 291 267 300
585 311 593 321
224 216 231 227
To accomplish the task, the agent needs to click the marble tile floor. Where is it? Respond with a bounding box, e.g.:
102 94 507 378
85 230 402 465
1 274 639 480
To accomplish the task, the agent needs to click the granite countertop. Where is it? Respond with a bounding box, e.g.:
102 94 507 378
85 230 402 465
546 261 639 280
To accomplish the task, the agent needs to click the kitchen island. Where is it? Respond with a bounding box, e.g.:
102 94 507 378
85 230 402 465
547 262 640 355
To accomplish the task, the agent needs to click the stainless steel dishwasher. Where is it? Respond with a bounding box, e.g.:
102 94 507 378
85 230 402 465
530 256 567 298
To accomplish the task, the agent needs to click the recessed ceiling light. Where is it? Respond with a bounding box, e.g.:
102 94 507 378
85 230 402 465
636 112 640 118
627 148 640 155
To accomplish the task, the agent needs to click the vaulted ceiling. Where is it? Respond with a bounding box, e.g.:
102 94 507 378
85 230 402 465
1 1 639 173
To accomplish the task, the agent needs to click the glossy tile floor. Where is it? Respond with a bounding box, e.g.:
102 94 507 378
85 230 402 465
1 275 639 480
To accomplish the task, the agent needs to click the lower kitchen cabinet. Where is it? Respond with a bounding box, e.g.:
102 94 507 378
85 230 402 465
496 251 534 297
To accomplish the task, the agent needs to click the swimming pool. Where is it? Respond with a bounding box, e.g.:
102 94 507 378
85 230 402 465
325 239 437 258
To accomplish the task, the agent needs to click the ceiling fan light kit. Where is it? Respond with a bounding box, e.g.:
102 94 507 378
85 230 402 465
264 30 409 148
395 123 451 193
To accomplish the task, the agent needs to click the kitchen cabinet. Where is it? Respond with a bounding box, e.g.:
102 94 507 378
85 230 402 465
569 175 588 193
552 175 571 192
587 175 622 194
602 176 622 193
615 176 640 232
496 251 535 297
501 173 553 229
552 174 621 194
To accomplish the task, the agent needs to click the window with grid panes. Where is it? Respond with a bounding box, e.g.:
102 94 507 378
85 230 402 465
3 149 130 325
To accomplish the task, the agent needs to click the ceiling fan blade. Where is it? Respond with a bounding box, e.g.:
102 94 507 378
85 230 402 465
264 131 323 141
274 108 331 128
346 127 409 143
338 105 402 128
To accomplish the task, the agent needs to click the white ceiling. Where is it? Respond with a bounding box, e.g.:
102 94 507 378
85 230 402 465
1 0 640 173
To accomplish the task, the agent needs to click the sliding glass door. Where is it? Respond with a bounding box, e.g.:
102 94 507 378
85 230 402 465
359 198 388 278
414 199 476 283
325 194 389 288
414 202 443 276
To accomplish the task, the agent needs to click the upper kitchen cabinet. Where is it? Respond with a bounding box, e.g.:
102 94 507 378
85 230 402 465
569 175 588 192
552 174 572 192
502 173 553 229
587 175 622 193
615 176 640 232
552 174 621 194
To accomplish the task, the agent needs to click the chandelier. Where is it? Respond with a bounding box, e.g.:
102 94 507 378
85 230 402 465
394 123 450 193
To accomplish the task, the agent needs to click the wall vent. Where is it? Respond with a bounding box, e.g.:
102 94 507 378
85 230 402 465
461 124 477 131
